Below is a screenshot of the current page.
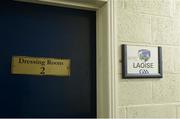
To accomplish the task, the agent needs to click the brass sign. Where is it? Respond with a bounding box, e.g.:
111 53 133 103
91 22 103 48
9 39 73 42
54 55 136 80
11 56 70 76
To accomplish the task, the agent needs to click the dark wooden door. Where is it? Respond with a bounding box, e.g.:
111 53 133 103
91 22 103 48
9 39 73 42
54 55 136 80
0 1 96 118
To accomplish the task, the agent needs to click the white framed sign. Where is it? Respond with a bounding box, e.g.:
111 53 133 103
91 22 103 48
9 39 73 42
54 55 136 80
122 44 162 78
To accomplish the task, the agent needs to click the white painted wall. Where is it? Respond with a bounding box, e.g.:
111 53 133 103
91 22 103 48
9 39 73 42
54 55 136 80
115 0 180 118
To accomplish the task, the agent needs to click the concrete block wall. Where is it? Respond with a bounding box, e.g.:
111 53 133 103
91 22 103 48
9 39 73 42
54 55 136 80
115 0 180 118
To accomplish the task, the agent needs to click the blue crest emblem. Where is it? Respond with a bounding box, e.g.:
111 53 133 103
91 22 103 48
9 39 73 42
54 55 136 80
138 49 151 62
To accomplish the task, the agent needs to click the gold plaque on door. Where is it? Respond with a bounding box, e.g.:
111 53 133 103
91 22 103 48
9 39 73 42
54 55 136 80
11 56 70 76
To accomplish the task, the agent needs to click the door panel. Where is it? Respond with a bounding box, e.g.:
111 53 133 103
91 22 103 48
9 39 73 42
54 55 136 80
0 1 96 118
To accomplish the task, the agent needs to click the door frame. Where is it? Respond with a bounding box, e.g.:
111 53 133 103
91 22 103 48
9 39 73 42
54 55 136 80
16 0 116 118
